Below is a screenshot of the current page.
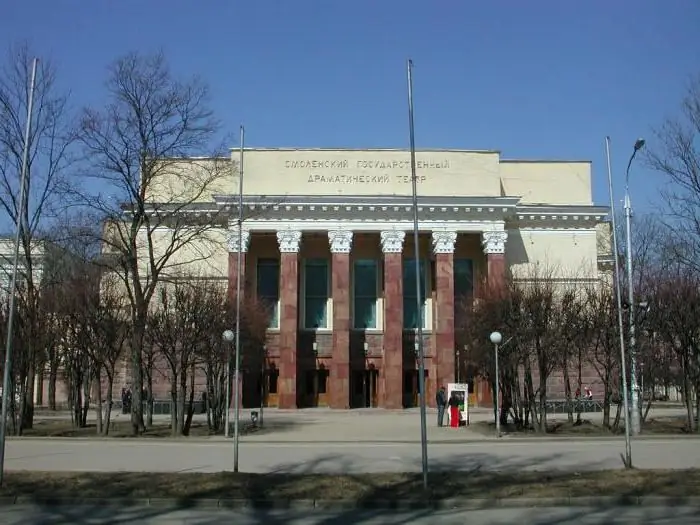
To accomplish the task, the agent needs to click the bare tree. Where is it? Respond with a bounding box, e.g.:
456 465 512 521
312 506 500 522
583 284 622 429
148 279 209 436
458 265 570 434
646 74 700 272
77 51 229 433
0 43 76 429
87 275 128 435
645 264 700 432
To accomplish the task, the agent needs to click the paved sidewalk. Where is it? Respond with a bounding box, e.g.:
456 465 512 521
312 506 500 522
27 406 691 444
6 436 700 473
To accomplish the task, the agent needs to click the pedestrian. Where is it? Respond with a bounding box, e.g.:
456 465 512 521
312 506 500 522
448 391 461 428
435 386 447 427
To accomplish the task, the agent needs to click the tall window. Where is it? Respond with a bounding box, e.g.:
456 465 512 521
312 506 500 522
304 258 329 329
454 259 474 300
256 258 280 328
403 259 427 329
353 259 379 329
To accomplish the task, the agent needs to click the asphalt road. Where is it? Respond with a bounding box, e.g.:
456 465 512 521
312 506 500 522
5 437 700 473
0 504 696 524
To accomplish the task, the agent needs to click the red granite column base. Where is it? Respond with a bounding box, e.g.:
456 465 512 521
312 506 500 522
382 253 404 409
227 252 247 303
435 252 455 395
329 362 350 409
487 253 506 289
382 365 403 410
278 253 299 409
330 252 351 409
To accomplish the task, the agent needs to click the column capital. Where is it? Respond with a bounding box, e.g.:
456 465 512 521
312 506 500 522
328 230 353 254
277 229 302 253
227 228 250 253
481 230 508 255
431 230 457 254
380 230 406 254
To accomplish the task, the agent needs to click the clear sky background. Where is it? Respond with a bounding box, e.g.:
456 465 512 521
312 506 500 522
1 0 698 211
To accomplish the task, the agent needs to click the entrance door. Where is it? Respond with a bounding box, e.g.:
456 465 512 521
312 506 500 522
304 369 329 407
351 369 379 408
266 368 279 408
366 369 378 407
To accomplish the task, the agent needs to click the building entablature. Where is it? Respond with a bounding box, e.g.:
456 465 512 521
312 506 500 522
127 195 608 233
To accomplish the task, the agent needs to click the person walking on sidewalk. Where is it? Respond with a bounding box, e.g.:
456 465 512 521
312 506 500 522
436 386 447 427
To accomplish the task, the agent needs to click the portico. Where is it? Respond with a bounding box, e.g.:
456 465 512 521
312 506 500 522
218 195 520 410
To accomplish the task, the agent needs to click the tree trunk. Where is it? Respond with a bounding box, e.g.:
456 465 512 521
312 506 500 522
48 365 58 411
36 371 44 406
694 381 700 433
22 364 36 430
524 357 538 430
95 373 103 435
81 374 91 427
177 369 187 435
183 363 195 436
612 400 622 431
130 321 146 434
576 350 583 425
602 369 612 428
682 358 694 431
103 371 115 436
563 363 573 423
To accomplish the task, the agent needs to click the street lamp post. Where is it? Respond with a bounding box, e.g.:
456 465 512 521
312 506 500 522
0 58 38 487
489 332 502 438
604 136 633 468
624 138 645 436
406 58 429 491
222 329 240 472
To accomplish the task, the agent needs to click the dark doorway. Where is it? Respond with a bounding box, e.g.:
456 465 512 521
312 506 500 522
242 368 279 409
302 367 329 407
403 369 429 408
351 368 379 408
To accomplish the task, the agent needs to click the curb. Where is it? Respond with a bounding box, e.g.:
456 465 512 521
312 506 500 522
1 496 700 509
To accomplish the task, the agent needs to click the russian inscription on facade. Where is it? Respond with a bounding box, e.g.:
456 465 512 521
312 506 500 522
284 157 451 185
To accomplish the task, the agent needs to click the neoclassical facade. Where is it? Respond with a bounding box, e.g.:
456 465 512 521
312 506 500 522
146 148 610 409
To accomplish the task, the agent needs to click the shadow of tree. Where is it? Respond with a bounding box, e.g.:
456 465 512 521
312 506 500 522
2 452 699 524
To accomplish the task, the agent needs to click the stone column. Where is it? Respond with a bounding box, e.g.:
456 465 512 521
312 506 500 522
480 229 507 408
227 226 250 303
481 230 508 289
328 230 353 409
380 230 406 409
277 229 302 409
432 230 457 404
227 226 250 409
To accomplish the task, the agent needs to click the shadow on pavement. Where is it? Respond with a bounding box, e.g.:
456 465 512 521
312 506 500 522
3 452 696 524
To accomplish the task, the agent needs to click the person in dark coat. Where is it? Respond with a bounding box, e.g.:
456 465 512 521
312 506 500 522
435 386 447 427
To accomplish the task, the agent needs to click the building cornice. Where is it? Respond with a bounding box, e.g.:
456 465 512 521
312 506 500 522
129 195 608 228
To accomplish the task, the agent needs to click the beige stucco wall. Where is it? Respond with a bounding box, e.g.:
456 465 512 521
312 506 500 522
229 149 501 198
500 161 592 205
137 227 228 279
506 229 598 279
0 238 45 298
141 149 594 207
145 157 231 203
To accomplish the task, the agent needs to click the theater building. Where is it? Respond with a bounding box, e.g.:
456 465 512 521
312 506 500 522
151 148 610 410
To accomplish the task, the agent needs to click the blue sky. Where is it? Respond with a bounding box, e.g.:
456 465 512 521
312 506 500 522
2 0 698 211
